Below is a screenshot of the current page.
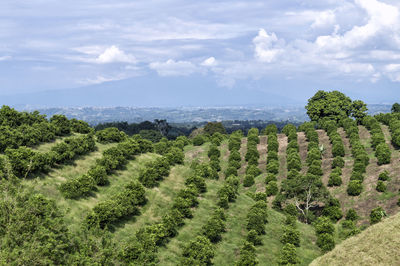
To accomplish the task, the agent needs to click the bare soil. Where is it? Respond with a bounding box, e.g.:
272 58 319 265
317 129 333 186
277 133 288 182
297 132 308 174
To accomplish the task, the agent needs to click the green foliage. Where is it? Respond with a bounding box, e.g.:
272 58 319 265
264 124 278 135
96 127 127 143
376 180 387 192
208 144 221 158
201 212 226 243
392 102 400 113
351 100 368 123
280 226 300 247
345 209 359 221
266 160 279 174
236 241 258 266
332 156 345 169
192 135 205 146
316 233 335 252
204 122 226 135
375 143 391 165
378 170 390 181
243 174 255 187
181 236 215 265
305 90 354 123
246 201 268 235
370 207 386 225
247 230 262 246
246 165 261 177
328 172 342 187
314 217 335 236
50 114 71 136
60 174 96 199
347 180 363 196
278 243 299 265
265 181 279 196
284 204 298 217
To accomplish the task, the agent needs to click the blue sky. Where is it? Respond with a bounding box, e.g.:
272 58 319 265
1 0 400 104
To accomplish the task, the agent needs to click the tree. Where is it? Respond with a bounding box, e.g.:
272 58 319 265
370 207 386 225
181 236 215 265
278 243 299 265
204 122 226 135
351 100 368 124
282 173 328 223
305 90 353 123
391 102 400 113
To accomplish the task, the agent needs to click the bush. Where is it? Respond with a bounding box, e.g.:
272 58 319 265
308 160 323 176
246 165 261 177
266 160 279 174
59 174 96 199
246 230 262 246
96 127 126 143
370 207 386 225
264 124 278 135
347 180 363 196
332 156 345 169
378 170 390 181
280 226 300 247
243 174 255 187
265 173 277 184
332 142 345 157
278 243 299 265
314 217 334 235
316 233 335 252
345 209 359 221
376 180 387 192
236 242 258 266
225 166 237 178
192 135 205 146
376 143 391 165
208 144 220 158
328 172 342 187
201 216 226 243
284 204 298 217
246 201 268 235
266 181 279 196
185 175 207 193
181 236 215 265
87 165 108 186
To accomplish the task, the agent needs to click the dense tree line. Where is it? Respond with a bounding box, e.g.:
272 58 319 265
361 116 391 165
341 118 369 196
0 106 92 152
60 136 152 199
244 128 261 187
6 134 96 178
265 124 279 196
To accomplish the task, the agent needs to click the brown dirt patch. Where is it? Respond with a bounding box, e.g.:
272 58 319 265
257 136 268 173
297 132 308 174
317 129 333 186
277 133 288 182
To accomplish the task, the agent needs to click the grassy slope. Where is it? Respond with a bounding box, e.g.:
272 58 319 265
311 212 400 266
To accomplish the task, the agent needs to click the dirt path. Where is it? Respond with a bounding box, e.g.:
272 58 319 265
257 136 268 173
297 132 308 174
277 133 288 182
239 138 248 177
317 129 333 186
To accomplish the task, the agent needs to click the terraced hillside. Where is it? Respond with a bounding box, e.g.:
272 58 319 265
1 105 400 265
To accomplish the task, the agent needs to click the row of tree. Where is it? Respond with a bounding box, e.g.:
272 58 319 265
60 137 153 199
362 116 391 165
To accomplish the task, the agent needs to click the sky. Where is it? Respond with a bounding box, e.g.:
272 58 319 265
0 0 400 105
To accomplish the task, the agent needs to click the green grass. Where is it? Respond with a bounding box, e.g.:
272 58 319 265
32 133 80 152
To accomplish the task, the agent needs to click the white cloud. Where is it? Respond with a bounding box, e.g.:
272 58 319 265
0 56 11 61
149 59 198 76
201 57 217 66
311 10 336 28
96 45 136 64
253 29 283 63
316 0 399 50
79 75 125 85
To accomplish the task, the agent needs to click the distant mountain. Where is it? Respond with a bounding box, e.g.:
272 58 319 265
0 74 302 108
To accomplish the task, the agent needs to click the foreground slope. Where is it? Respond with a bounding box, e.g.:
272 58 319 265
311 212 400 266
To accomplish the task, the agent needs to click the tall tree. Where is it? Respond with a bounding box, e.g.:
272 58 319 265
392 103 400 113
351 100 368 124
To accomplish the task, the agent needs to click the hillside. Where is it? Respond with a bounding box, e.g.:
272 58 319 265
310 212 400 265
0 104 400 265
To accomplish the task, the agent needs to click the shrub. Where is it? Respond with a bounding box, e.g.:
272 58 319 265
246 201 268 235
264 124 278 135
328 172 342 187
229 150 241 162
332 142 345 157
322 206 343 222
347 180 363 196
266 160 279 174
181 236 215 265
345 209 359 221
284 204 298 217
284 215 297 227
278 243 299 265
236 242 258 266
370 207 386 225
202 216 226 243
265 173 277 184
350 171 364 182
246 230 262 246
246 165 261 177
192 135 205 146
225 166 237 178
185 175 207 193
243 174 255 187
253 192 267 202
266 181 279 196
96 127 126 143
87 165 108 186
165 147 185 165
332 156 345 169
376 180 387 192
378 170 390 181
376 143 391 165
280 226 300 247
314 217 334 235
308 160 323 176
316 233 335 252
208 144 220 158
59 174 96 199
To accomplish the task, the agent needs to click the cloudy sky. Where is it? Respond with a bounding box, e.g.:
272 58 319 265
1 0 400 104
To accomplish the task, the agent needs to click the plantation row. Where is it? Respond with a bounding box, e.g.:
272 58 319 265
0 105 92 152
